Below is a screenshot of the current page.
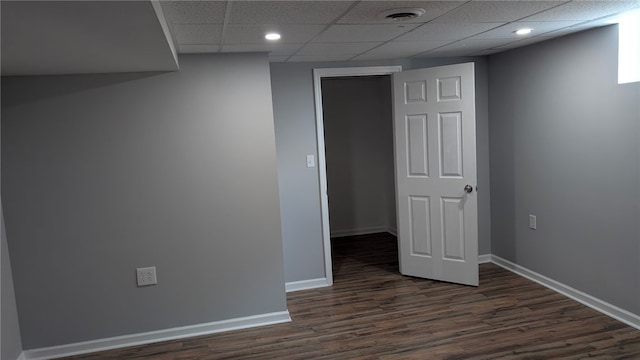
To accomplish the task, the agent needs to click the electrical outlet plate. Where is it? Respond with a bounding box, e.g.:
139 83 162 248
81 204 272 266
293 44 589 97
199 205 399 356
529 214 537 230
136 266 157 287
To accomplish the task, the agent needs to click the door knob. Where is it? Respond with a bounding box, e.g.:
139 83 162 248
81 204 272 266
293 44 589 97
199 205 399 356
464 185 473 193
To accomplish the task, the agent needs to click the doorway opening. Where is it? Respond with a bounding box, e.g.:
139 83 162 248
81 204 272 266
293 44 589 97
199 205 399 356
313 66 402 285
314 63 479 287
321 74 398 281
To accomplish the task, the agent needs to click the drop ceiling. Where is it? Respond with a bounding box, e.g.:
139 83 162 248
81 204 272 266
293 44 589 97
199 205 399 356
162 0 640 62
1 1 639 76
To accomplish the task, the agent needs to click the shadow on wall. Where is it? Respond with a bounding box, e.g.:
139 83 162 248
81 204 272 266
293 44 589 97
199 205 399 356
321 75 396 237
1 72 170 107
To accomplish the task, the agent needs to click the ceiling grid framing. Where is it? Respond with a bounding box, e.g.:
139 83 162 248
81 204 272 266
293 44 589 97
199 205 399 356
159 0 640 62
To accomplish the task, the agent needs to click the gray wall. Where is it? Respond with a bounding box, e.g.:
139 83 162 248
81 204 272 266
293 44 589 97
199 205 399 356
489 25 640 315
322 76 396 237
2 204 23 360
270 57 491 283
1 53 287 349
2 70 25 359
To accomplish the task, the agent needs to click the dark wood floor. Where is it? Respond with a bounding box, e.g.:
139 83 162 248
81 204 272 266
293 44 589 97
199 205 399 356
65 232 640 359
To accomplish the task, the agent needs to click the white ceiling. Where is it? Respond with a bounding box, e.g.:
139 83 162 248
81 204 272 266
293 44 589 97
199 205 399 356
1 1 638 75
161 0 640 62
1 1 178 76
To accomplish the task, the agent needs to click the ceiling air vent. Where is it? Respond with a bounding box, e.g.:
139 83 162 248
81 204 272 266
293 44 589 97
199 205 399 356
378 8 426 22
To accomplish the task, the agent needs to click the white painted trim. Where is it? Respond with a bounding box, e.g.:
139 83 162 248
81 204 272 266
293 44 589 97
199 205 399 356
286 253 487 292
491 255 640 331
330 226 388 238
386 226 397 236
314 66 403 79
285 278 330 292
313 65 403 288
285 253 489 293
16 353 26 360
23 311 291 360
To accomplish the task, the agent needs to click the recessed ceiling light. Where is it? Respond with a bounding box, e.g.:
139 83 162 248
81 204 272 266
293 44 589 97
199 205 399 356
378 8 425 22
515 28 533 35
265 33 281 41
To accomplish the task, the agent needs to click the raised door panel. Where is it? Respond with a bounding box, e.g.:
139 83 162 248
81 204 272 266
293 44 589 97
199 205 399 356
409 196 431 257
441 197 465 261
439 112 463 178
407 115 429 177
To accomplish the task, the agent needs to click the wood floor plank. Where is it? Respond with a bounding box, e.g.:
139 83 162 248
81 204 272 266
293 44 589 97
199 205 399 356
61 233 640 359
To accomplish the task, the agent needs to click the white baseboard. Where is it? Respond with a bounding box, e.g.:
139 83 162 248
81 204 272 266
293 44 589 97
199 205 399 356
386 227 397 236
285 278 330 292
490 255 640 331
285 255 489 292
23 311 291 360
21 255 639 359
330 226 387 238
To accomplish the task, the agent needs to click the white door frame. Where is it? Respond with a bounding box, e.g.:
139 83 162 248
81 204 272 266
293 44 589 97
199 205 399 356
313 66 402 285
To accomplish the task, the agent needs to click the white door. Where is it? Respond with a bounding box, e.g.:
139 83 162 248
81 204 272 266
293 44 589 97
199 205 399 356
393 63 478 286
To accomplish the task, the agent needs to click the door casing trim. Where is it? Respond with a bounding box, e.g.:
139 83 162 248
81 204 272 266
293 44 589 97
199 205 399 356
312 66 402 285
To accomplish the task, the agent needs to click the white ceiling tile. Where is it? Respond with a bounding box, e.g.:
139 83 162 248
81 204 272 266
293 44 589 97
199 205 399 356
432 1 565 23
471 49 505 56
543 22 611 38
396 22 503 41
174 24 223 44
524 1 640 21
415 38 517 57
416 49 475 57
224 24 326 44
221 43 304 56
297 42 382 56
494 35 554 49
161 1 228 24
315 24 419 42
470 20 583 40
338 1 465 24
352 52 418 61
229 1 355 25
467 38 522 48
269 55 290 62
288 54 355 62
363 40 451 54
178 44 220 54
583 13 637 27
428 38 517 53
162 0 640 62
